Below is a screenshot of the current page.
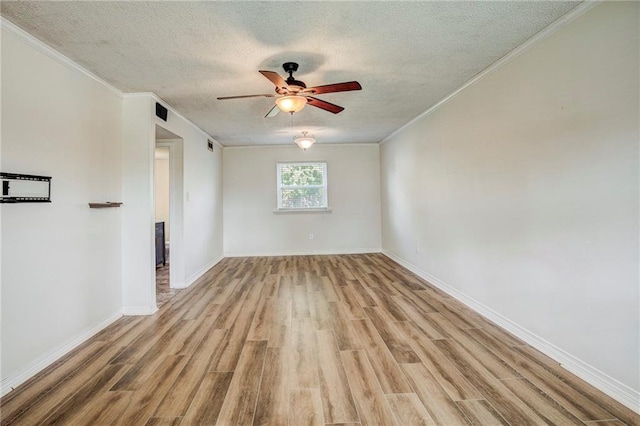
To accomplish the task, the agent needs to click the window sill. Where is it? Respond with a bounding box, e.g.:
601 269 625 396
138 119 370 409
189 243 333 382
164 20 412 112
273 208 332 215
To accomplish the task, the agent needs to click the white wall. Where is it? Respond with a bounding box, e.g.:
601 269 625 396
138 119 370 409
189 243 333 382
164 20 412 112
121 95 156 313
1 22 225 392
122 94 223 305
380 1 639 406
224 144 381 256
1 24 123 390
153 106 223 287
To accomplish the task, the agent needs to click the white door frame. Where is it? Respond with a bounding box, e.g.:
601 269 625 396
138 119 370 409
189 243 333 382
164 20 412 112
155 134 185 289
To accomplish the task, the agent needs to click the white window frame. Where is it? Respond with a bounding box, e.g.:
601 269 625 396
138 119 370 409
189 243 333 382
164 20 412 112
276 161 329 212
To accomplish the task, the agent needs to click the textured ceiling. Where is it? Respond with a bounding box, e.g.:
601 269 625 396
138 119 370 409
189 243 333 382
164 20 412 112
2 1 580 146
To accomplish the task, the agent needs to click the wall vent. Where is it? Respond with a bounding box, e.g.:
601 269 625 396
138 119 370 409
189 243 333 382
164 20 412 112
155 103 168 121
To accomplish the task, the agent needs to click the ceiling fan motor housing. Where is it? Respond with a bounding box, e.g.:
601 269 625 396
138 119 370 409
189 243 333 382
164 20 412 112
282 62 299 74
282 62 306 91
218 61 360 115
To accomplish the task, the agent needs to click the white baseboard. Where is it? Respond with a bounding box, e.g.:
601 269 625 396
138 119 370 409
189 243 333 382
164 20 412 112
170 280 186 290
224 248 381 258
382 250 640 414
184 255 224 288
0 310 123 397
122 305 158 316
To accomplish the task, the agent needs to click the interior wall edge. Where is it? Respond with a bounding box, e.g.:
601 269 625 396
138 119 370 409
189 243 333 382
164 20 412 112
0 309 123 398
382 249 640 414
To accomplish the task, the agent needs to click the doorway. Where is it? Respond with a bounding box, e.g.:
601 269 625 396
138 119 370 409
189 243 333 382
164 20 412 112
154 125 184 307
154 145 173 306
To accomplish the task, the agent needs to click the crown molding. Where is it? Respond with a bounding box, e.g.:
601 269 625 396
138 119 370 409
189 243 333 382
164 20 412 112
211 139 224 149
123 92 219 145
380 1 602 145
1 17 124 99
223 142 380 150
2 17 219 144
150 93 218 144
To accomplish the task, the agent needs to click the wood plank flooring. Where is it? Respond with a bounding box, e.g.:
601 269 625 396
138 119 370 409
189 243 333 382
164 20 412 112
2 254 638 425
156 263 176 308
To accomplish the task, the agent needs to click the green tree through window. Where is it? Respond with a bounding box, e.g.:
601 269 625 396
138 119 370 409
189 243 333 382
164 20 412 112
277 162 328 209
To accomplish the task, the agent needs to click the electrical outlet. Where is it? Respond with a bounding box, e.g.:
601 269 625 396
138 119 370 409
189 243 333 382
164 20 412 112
309 234 314 240
415 244 421 254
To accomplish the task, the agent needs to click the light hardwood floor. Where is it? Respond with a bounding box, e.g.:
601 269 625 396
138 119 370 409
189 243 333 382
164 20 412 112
156 263 177 308
1 254 638 425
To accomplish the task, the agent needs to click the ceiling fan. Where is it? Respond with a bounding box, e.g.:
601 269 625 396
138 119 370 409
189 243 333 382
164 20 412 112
217 62 362 117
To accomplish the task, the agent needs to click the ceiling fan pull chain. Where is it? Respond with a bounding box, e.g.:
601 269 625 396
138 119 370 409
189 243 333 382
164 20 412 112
290 112 294 133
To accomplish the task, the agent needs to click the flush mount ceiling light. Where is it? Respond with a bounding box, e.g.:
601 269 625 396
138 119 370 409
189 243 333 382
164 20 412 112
276 95 307 114
294 131 316 150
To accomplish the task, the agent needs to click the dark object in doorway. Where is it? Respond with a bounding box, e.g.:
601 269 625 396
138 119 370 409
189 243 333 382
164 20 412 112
155 221 166 266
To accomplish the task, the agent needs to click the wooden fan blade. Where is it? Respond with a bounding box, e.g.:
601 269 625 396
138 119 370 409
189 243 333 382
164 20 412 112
306 96 345 114
217 94 275 100
265 104 280 118
259 70 289 91
303 81 362 95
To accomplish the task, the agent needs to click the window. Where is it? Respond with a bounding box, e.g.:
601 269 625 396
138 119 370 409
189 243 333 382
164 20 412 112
277 162 328 210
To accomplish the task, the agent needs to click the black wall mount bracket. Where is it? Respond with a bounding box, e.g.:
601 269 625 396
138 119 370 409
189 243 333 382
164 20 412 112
0 172 52 203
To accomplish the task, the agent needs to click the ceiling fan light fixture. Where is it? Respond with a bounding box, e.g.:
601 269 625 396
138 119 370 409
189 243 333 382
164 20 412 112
276 95 307 114
294 131 316 150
